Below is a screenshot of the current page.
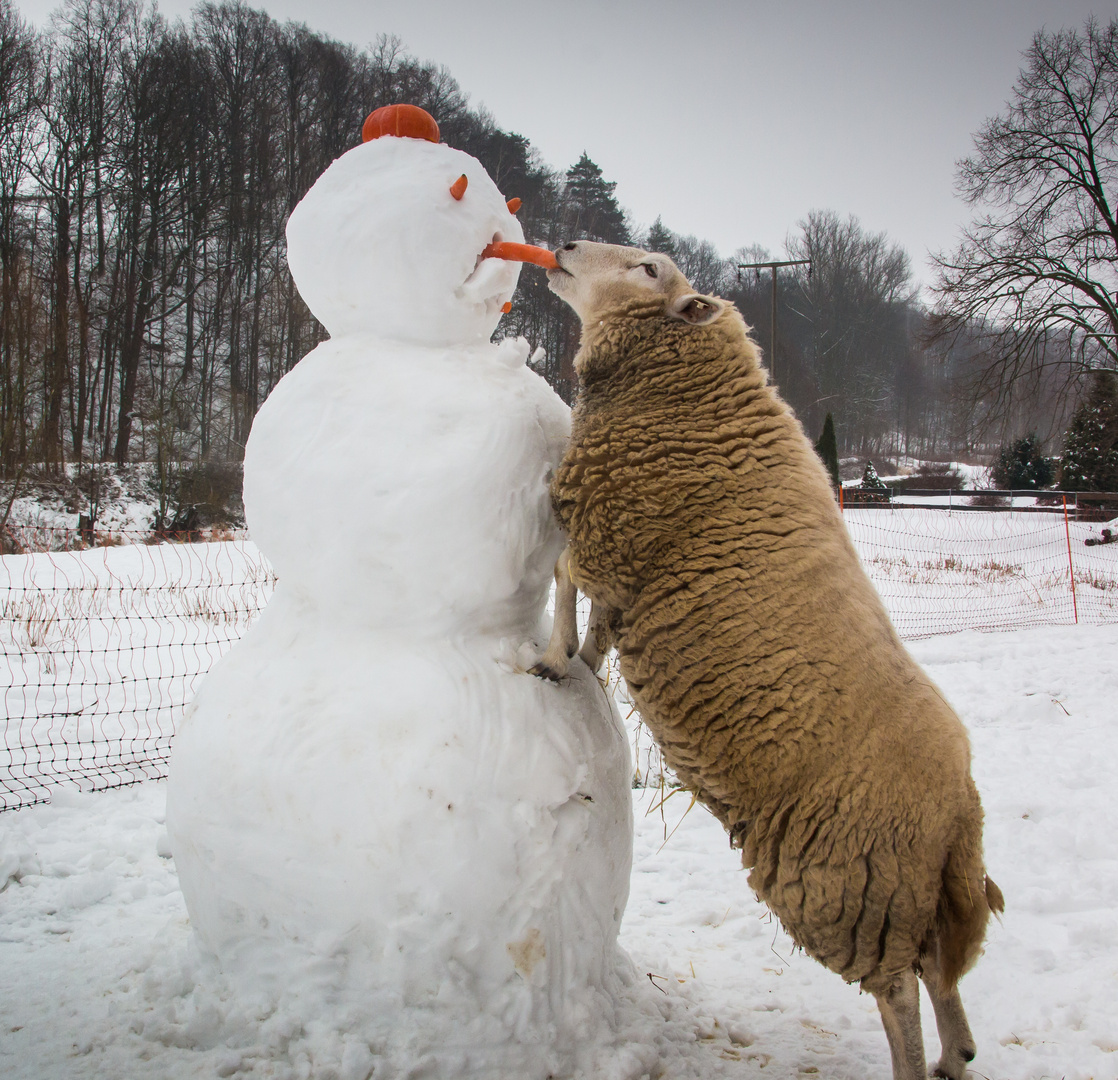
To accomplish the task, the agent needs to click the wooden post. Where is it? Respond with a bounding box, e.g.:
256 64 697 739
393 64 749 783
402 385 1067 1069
735 257 811 388
770 266 777 384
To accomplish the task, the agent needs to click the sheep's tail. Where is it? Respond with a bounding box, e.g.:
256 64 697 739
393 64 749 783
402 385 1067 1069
931 821 1004 988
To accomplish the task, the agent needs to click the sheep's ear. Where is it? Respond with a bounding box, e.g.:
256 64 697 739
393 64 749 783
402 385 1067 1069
668 293 724 325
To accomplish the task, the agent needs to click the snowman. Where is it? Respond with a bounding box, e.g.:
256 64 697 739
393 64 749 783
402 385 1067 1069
166 105 634 1078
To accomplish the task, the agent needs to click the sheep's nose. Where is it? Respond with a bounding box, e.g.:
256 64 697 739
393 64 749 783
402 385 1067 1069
562 241 578 251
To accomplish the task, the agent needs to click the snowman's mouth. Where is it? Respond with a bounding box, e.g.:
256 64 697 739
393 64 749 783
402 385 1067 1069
459 233 506 290
457 232 513 309
469 232 505 276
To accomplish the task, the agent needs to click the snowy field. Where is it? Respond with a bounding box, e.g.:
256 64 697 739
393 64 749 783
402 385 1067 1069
2 509 1118 1078
1 621 1117 1079
842 504 1118 636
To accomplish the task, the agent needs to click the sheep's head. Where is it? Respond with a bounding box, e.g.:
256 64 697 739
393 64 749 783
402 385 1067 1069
547 240 724 327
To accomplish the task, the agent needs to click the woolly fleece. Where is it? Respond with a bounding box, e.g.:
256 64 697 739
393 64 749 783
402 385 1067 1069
551 297 1002 995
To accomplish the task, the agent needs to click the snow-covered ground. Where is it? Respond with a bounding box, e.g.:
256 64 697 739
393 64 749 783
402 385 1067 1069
2 464 199 543
2 620 1117 1079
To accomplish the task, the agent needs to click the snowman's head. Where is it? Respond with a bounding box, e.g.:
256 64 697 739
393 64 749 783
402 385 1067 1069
286 109 526 346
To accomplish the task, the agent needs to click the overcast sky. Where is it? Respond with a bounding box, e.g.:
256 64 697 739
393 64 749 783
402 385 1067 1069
14 0 1118 284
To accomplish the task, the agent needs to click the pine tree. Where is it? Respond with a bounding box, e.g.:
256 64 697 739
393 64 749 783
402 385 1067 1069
860 461 887 490
1059 371 1118 491
644 216 677 258
991 434 1054 490
853 460 891 503
813 413 840 489
564 152 630 245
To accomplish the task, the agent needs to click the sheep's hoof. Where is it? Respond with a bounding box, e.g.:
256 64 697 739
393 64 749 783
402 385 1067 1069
528 659 568 682
933 1053 974 1080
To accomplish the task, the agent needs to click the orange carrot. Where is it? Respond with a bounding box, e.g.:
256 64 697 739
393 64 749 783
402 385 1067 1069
450 174 468 200
506 197 522 214
481 242 558 270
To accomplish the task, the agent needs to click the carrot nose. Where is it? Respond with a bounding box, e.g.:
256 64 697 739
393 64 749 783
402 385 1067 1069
481 241 558 270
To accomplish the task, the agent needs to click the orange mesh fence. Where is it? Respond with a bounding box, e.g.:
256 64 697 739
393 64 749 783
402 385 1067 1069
839 495 1118 637
1 527 274 811
2 499 1116 810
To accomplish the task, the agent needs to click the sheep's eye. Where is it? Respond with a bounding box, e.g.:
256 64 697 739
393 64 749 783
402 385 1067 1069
643 263 658 278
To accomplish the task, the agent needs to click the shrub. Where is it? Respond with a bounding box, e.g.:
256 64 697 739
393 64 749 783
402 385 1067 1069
991 434 1054 490
968 491 1009 507
891 461 966 492
173 461 245 527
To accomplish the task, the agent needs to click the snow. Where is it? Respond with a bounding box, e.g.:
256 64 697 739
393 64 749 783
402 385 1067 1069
285 135 523 343
164 123 635 1078
1 463 195 541
3 620 1117 1078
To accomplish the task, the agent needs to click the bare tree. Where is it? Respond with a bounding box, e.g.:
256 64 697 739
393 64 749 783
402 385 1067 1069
930 17 1118 427
5 1 968 483
33 0 134 468
0 0 38 470
670 233 733 296
785 210 916 454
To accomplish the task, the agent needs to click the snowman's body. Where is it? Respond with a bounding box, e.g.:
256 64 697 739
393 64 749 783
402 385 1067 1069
166 132 633 1076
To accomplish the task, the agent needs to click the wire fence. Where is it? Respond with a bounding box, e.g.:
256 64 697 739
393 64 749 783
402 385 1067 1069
839 491 1118 637
2 495 1116 811
1 527 274 811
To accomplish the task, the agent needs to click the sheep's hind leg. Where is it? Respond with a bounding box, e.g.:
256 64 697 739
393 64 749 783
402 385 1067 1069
529 547 578 681
872 969 927 1080
920 964 976 1079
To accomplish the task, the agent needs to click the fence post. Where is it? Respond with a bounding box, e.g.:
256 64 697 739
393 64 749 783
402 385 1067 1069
1063 495 1079 624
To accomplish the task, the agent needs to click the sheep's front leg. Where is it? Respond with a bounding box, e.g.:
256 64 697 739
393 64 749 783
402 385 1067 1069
872 970 927 1080
529 547 579 681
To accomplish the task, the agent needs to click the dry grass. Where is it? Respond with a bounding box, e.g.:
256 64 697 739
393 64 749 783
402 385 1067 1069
1 572 275 655
1076 568 1118 593
865 553 1034 586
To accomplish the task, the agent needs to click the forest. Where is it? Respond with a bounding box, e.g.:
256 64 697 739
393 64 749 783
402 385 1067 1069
0 0 1103 491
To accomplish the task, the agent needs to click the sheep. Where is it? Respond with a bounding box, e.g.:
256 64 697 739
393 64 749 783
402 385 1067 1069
530 240 1004 1080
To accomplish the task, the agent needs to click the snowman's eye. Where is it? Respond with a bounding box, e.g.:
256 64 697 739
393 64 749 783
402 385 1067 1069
450 174 468 200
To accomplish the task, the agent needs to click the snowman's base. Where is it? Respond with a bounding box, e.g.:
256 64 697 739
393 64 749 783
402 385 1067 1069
197 937 643 1080
167 599 635 1079
142 930 684 1080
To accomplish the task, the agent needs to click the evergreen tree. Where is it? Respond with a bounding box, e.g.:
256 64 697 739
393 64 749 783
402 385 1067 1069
860 461 888 490
991 434 1054 489
1059 371 1118 491
644 216 677 258
813 412 840 489
853 461 891 503
563 152 629 244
